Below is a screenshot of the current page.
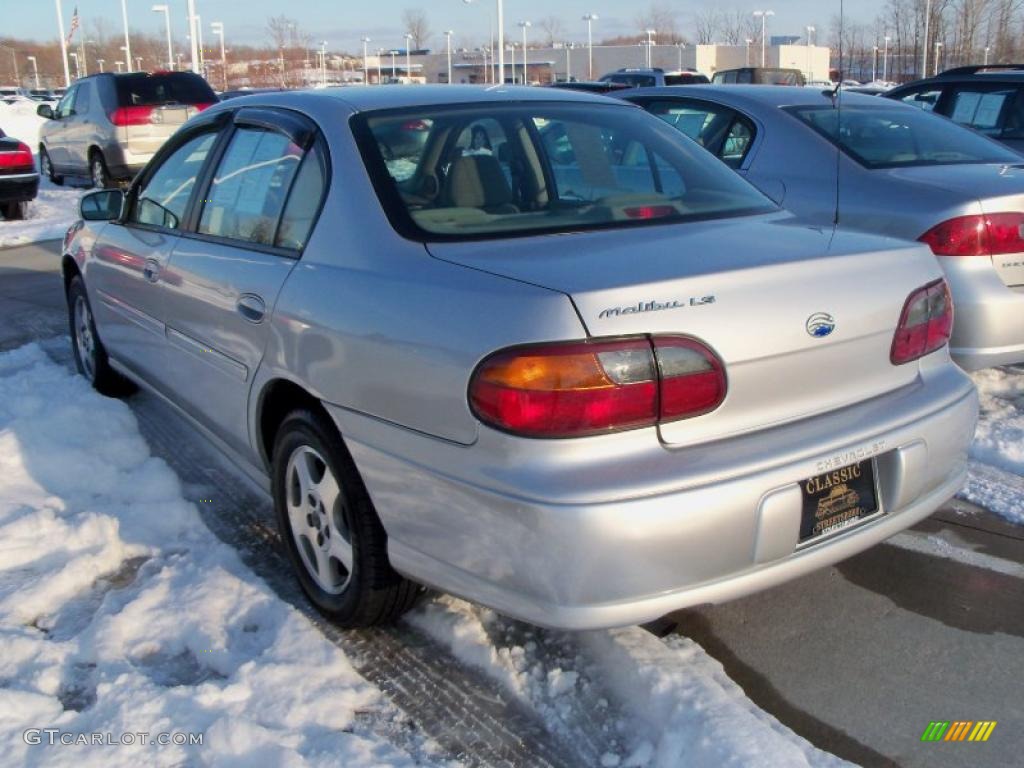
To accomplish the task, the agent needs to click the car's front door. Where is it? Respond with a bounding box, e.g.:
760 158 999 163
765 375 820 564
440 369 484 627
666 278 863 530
86 125 223 390
47 84 77 169
63 81 94 174
161 108 327 457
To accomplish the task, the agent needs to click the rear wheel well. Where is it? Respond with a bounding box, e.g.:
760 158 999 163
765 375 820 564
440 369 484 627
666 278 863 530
258 379 332 468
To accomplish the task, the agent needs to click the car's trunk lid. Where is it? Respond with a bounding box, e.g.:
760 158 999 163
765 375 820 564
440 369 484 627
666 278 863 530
428 216 942 447
124 103 207 157
883 163 1024 286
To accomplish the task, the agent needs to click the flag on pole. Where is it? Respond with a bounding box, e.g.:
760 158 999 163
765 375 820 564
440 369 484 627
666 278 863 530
66 6 80 46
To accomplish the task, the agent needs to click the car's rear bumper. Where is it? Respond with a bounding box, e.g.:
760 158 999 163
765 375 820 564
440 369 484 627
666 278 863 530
944 259 1024 370
102 142 152 182
0 172 39 202
328 357 977 630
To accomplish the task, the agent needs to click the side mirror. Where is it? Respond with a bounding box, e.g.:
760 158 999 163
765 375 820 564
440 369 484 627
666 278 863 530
37 104 54 119
80 189 125 221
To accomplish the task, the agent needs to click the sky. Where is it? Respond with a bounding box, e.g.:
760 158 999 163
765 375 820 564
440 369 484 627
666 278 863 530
8 1 886 54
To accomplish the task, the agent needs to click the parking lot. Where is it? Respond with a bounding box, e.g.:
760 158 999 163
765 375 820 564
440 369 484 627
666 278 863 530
4 237 1021 767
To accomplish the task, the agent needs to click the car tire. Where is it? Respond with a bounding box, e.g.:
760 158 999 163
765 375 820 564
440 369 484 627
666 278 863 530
39 147 63 186
272 409 421 627
67 275 135 397
90 150 112 189
1 201 27 220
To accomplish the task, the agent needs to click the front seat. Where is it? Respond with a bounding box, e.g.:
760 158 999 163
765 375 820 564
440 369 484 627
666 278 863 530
441 154 519 214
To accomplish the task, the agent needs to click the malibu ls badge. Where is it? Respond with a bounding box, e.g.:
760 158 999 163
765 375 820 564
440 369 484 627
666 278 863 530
599 295 715 320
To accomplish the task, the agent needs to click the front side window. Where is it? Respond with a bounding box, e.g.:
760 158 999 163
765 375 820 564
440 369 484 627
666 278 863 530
786 104 1021 169
198 127 304 246
896 88 943 112
130 131 217 230
356 103 774 240
55 86 77 119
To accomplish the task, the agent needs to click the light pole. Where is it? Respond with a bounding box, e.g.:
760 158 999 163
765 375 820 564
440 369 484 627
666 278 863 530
508 42 516 84
115 61 124 73
565 42 572 82
376 48 383 84
97 58 105 73
645 29 655 68
136 56 143 71
27 56 39 89
583 13 598 80
882 35 890 81
321 40 328 87
362 38 371 84
196 15 205 75
934 40 943 76
152 5 173 71
70 52 80 79
518 21 530 85
444 31 453 84
175 53 182 71
922 0 932 78
404 33 413 83
753 10 775 68
120 45 129 71
120 0 132 74
390 49 397 81
806 26 815 82
745 38 752 67
496 0 504 85
54 0 70 86
675 41 685 70
187 0 199 73
984 46 991 65
211 22 226 90
872 45 878 81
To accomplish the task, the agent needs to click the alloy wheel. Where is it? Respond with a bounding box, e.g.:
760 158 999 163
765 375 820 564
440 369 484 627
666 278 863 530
73 295 96 381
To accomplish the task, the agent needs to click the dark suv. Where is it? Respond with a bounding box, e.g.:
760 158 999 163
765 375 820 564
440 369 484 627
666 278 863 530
37 71 216 188
886 65 1024 153
599 68 709 87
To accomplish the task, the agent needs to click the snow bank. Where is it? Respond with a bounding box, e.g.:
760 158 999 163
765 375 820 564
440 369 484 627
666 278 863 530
965 369 1024 525
0 344 427 767
0 99 47 146
408 595 850 768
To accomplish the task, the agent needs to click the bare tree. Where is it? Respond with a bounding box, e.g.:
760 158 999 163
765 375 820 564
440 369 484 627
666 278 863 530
692 9 720 44
718 10 761 45
266 15 295 50
538 16 565 47
635 2 684 44
403 8 431 50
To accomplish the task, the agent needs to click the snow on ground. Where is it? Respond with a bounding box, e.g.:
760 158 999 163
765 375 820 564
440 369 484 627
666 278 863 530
0 100 87 247
963 368 1024 525
0 344 436 767
409 595 851 768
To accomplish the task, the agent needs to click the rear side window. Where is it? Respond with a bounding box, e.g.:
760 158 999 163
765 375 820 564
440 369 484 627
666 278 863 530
664 74 709 85
131 131 217 229
609 74 656 87
644 100 756 168
276 144 327 250
946 87 1015 135
198 127 304 246
115 73 215 107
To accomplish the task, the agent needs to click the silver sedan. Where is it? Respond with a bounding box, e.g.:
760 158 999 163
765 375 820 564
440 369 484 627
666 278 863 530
63 86 976 630
622 85 1024 371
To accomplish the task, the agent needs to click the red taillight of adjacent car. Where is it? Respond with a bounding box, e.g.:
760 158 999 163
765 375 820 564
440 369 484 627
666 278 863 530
918 213 1024 256
109 106 155 126
0 142 34 173
891 279 954 365
469 336 726 438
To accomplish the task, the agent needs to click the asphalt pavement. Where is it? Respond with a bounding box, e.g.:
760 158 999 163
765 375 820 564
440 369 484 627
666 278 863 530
2 239 1021 768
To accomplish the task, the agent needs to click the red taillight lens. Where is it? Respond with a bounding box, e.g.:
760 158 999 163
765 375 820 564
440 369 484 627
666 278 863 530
193 102 212 112
919 213 1024 256
109 106 155 126
0 142 34 172
891 279 953 365
469 336 726 438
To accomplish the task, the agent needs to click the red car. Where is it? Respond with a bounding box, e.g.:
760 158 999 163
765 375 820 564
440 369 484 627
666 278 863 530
0 128 38 220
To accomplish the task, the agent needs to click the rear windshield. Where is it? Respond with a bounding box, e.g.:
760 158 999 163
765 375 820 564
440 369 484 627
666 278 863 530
354 102 775 241
115 73 216 107
786 104 1021 168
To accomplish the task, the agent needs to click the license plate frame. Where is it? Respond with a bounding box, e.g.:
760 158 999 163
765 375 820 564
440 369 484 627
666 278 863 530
798 459 882 545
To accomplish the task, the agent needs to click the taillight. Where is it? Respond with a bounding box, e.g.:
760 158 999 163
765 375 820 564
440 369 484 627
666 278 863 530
919 213 1024 256
109 106 155 126
624 205 677 220
193 102 212 112
891 279 953 365
0 141 34 172
469 336 726 438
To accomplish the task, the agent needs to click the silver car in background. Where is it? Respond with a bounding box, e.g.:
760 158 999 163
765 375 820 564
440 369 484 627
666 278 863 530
63 86 976 630
38 71 216 188
622 86 1024 370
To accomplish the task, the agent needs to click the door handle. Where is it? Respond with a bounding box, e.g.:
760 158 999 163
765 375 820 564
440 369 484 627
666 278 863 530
142 259 161 283
236 294 266 323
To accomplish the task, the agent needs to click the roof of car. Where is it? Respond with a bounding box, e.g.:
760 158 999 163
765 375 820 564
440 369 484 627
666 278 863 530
219 84 627 113
619 84 895 110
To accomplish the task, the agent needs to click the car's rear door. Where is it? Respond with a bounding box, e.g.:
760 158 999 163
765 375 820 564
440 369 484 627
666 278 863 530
86 119 225 391
160 107 327 456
